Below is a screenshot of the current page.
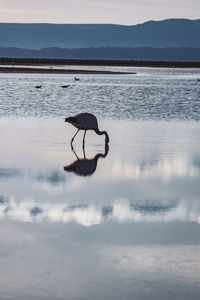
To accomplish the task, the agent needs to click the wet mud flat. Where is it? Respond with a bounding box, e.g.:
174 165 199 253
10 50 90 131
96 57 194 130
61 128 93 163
0 66 135 75
0 57 200 68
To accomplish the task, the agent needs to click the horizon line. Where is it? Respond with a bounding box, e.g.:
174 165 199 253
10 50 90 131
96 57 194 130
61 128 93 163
0 17 199 27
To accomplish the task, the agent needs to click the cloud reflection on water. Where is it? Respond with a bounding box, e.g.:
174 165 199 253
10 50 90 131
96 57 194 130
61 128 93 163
0 197 200 226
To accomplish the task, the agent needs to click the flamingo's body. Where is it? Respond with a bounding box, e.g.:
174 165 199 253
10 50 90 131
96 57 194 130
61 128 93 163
65 113 109 145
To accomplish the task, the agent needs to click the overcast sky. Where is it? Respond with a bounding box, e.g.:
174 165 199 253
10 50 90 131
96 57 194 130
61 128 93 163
0 0 200 25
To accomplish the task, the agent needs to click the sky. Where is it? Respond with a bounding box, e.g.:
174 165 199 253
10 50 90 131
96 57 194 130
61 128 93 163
0 0 200 25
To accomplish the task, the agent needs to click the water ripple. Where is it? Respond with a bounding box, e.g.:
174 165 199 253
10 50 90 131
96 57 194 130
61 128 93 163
0 69 200 120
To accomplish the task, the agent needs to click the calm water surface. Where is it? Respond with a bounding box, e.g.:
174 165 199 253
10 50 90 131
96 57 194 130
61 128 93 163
0 67 200 299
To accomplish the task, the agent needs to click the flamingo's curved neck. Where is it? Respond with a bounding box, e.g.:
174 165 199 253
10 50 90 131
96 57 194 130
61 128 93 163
94 143 109 161
95 128 110 143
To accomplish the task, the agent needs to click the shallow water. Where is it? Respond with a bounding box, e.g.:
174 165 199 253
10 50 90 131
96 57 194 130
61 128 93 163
0 67 200 120
0 68 200 299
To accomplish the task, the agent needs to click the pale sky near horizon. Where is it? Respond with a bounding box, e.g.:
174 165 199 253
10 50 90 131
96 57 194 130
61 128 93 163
0 0 199 25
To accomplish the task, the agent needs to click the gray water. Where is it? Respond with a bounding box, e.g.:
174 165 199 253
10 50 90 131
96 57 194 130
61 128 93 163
0 67 200 120
0 67 200 300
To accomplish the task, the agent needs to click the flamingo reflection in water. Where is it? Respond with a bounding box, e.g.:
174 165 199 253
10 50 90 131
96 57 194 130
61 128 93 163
64 144 109 176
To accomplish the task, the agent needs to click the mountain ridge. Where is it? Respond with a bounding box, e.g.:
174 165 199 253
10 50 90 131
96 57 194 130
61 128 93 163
0 46 200 61
0 19 200 49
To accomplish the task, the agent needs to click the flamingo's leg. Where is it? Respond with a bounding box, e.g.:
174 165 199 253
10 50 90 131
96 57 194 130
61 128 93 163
71 129 80 145
83 130 86 146
82 144 86 159
71 144 80 160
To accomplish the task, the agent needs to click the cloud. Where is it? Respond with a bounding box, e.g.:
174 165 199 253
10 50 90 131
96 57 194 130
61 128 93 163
0 0 199 24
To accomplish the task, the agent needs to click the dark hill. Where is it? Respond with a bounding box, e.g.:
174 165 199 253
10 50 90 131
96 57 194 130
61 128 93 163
0 46 200 61
0 19 200 49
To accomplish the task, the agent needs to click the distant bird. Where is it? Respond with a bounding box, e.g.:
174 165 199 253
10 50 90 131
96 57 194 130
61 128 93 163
75 77 80 81
197 79 200 82
35 85 42 89
64 144 109 176
61 85 70 88
65 112 109 145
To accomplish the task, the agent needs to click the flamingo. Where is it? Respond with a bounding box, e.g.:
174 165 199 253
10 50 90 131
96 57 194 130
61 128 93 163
65 113 109 145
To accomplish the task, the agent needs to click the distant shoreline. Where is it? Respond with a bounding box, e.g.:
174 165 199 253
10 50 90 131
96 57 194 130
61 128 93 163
0 58 200 68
